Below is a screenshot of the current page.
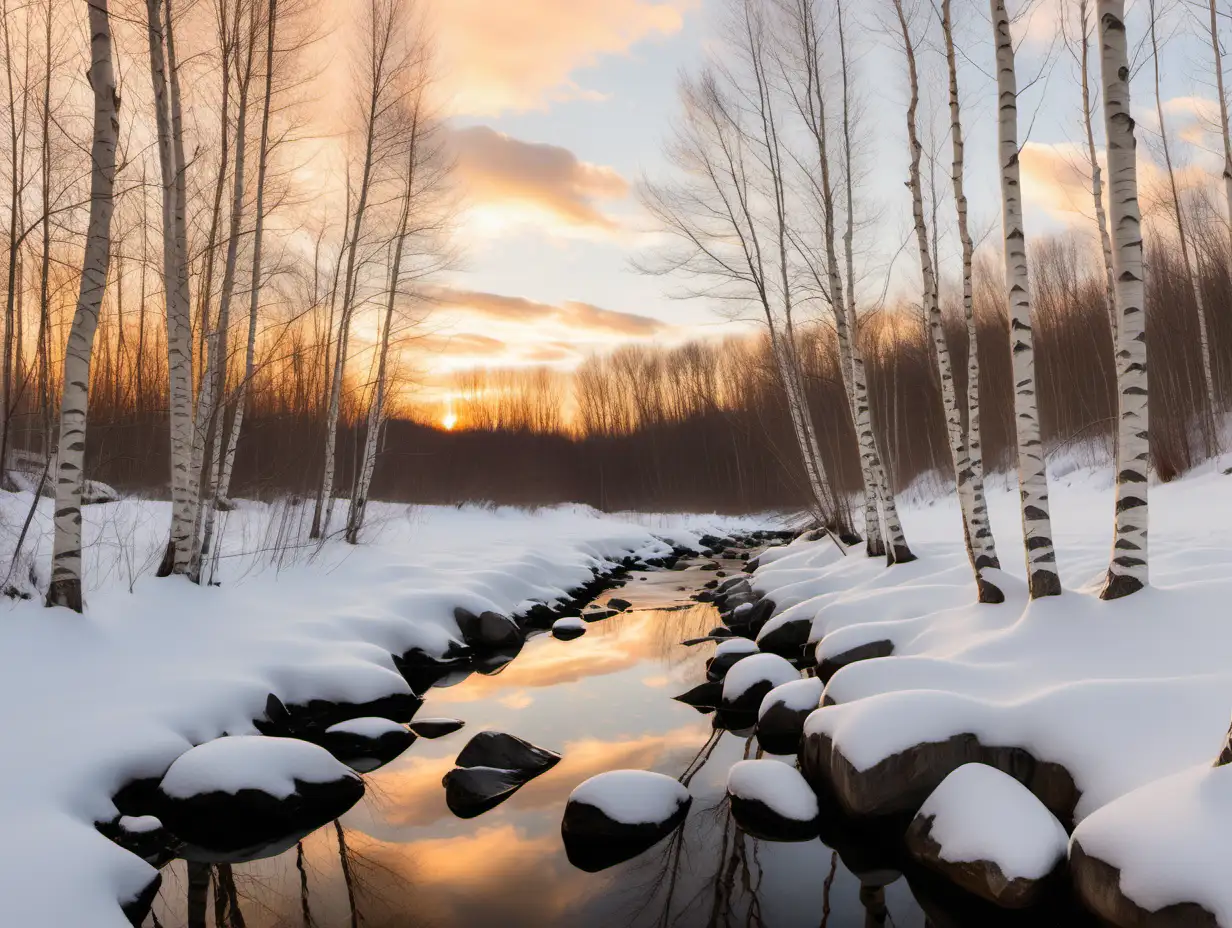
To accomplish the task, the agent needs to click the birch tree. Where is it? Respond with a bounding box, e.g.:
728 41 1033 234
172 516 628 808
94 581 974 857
1098 0 1150 599
1209 0 1232 267
893 0 1002 602
1148 0 1216 437
46 0 118 611
941 0 1000 578
990 0 1062 598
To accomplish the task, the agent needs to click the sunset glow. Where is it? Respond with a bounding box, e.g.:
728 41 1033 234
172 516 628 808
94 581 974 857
442 411 459 431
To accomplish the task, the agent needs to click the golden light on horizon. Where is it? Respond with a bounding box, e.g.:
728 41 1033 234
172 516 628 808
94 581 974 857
442 410 459 431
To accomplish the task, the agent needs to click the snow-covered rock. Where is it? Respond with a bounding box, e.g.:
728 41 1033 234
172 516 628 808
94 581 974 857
905 764 1068 908
706 637 759 680
755 610 810 656
756 676 823 754
155 736 363 858
314 717 415 772
552 616 586 640
726 759 819 842
562 769 692 872
1070 763 1232 927
409 717 465 739
456 730 560 774
721 652 800 713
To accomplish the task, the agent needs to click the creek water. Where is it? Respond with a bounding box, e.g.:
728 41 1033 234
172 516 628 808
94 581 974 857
146 557 933 928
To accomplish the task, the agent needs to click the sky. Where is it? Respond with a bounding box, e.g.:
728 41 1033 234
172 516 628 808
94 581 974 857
410 0 1228 420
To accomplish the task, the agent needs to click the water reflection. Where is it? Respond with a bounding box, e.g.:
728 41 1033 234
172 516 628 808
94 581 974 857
146 563 927 928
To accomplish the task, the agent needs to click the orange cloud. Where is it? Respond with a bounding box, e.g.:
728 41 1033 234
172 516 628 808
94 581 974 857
435 0 701 115
430 286 669 338
452 126 630 231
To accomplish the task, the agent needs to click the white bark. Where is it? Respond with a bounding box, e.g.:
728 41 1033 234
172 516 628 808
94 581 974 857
893 0 1003 603
943 0 1000 575
46 0 118 611
991 0 1062 598
1098 0 1149 600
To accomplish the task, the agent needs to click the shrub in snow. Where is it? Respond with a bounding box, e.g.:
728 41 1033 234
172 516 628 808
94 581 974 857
562 769 692 872
155 736 363 859
721 652 800 713
726 759 820 842
453 607 522 651
313 717 415 773
552 616 586 640
706 637 759 681
905 764 1068 909
756 677 823 755
409 717 465 739
443 765 529 819
456 731 561 774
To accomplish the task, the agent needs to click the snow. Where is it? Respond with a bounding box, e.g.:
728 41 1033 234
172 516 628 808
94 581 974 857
553 616 584 631
159 736 354 800
117 815 161 834
324 717 407 738
758 677 823 720
714 637 759 657
917 763 1068 880
741 459 1232 916
568 769 691 824
721 652 800 702
1070 763 1232 923
0 497 771 926
726 758 818 821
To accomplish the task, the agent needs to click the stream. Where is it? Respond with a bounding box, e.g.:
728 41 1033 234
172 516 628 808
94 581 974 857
146 553 936 928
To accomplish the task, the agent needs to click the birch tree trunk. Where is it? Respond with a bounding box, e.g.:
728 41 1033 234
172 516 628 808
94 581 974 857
1078 0 1118 340
837 0 913 563
1098 0 1150 600
219 0 278 505
894 0 1003 603
46 0 118 611
990 0 1062 598
146 0 194 577
943 0 1000 577
1149 0 1217 438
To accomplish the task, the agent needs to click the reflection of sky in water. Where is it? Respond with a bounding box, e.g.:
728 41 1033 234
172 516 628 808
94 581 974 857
149 567 927 928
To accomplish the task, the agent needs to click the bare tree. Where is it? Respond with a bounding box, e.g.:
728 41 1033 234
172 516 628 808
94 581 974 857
1098 0 1150 599
46 0 119 611
1209 0 1232 268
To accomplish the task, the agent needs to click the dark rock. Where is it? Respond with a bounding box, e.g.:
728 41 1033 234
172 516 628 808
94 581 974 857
726 760 820 842
756 682 821 755
906 812 1058 909
583 608 618 622
716 570 727 578
393 646 471 693
701 562 721 571
561 773 691 872
705 640 759 681
699 534 723 549
443 766 529 819
456 731 561 775
1070 841 1217 928
312 719 416 772
409 717 465 739
709 626 734 638
454 607 522 650
552 618 587 640
673 680 723 712
818 638 895 681
254 690 422 736
704 579 719 590
608 598 632 612
729 794 819 841
98 815 179 868
693 591 714 603
473 645 521 675
800 730 1080 827
757 614 812 658
720 653 800 713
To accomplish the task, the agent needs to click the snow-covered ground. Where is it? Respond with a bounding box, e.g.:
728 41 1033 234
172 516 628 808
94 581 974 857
747 456 1232 920
0 494 772 926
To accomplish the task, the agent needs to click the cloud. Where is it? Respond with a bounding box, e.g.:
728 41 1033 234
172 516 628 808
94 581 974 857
451 126 630 232
416 333 509 357
435 0 701 115
430 285 670 338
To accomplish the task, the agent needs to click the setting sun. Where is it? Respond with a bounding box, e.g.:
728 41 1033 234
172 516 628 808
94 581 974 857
441 411 459 431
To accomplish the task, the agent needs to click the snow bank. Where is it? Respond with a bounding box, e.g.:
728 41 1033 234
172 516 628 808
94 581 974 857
917 764 1067 880
0 497 770 925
